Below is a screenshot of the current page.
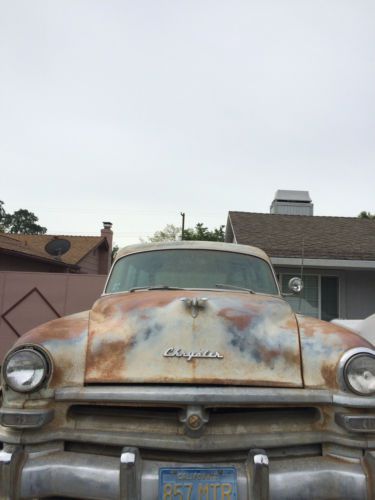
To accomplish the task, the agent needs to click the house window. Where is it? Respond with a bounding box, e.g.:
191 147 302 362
280 274 338 321
321 276 339 321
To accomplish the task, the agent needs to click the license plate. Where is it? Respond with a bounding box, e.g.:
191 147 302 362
158 467 237 500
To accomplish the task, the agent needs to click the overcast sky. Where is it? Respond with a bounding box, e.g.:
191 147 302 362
1 1 374 247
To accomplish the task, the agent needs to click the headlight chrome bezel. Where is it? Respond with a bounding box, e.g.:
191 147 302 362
2 345 52 394
340 347 375 396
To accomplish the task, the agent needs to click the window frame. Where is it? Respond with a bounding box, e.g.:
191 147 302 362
278 272 340 320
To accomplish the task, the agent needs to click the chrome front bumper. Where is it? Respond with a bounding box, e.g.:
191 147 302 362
0 445 371 499
2 386 375 499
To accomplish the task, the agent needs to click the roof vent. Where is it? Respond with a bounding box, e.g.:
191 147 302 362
270 190 313 216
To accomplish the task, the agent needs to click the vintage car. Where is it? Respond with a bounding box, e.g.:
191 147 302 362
1 241 375 499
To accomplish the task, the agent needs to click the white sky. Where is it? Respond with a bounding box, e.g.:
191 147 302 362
1 1 374 247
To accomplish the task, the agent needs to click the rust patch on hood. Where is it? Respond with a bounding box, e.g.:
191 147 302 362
217 308 254 331
85 339 133 377
85 290 303 387
17 312 88 344
298 315 373 390
12 311 90 388
96 291 178 316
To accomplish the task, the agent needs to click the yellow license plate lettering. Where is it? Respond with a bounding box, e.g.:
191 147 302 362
163 483 194 500
173 484 183 500
163 483 173 500
222 483 233 499
198 483 209 499
198 483 233 500
185 483 192 500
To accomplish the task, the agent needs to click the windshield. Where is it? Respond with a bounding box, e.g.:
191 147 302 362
106 249 279 295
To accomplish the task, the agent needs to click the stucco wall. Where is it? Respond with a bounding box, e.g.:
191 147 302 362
78 246 110 274
0 271 107 360
344 270 375 319
0 254 65 273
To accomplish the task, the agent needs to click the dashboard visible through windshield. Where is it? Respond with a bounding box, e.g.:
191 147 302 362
106 249 279 295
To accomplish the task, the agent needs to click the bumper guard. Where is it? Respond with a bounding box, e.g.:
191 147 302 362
0 445 370 499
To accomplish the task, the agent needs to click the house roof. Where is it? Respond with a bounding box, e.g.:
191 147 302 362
227 212 375 261
0 232 108 267
0 233 74 268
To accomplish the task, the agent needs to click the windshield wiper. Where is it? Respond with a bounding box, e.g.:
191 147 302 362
215 283 255 294
129 285 184 293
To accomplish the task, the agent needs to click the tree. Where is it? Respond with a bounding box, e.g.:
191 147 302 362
358 211 375 219
0 201 47 234
0 201 7 232
183 223 225 242
144 222 225 243
144 224 181 243
111 244 119 263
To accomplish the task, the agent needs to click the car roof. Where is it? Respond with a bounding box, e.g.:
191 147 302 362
114 240 271 263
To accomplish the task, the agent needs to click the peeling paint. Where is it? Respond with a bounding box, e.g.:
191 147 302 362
298 315 373 389
85 290 303 387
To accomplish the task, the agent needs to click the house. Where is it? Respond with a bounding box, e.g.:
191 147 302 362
0 222 113 275
225 191 375 320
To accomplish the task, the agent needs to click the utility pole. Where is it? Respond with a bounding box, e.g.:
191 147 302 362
180 212 185 240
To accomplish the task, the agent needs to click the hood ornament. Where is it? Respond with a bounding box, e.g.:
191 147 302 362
180 297 208 318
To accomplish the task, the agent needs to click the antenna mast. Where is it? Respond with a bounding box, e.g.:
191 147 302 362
180 212 185 240
298 238 305 313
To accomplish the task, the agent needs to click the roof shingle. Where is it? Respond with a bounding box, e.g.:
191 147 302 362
228 212 375 261
0 233 107 266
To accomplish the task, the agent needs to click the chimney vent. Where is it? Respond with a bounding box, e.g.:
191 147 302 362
271 190 313 216
100 222 113 275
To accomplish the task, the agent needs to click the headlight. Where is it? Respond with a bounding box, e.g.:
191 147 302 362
3 347 50 393
344 352 375 395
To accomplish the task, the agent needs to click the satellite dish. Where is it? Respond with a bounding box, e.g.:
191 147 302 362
45 238 71 257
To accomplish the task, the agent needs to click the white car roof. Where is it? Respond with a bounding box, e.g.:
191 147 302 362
115 240 271 264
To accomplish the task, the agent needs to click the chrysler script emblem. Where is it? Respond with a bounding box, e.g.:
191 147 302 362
163 347 224 362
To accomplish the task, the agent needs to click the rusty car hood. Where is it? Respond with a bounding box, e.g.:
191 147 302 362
297 314 373 390
85 290 303 387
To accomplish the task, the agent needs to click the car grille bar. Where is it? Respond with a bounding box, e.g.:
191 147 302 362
56 386 332 405
56 385 375 408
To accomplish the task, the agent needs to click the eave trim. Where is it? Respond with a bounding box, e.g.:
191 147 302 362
271 257 375 270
